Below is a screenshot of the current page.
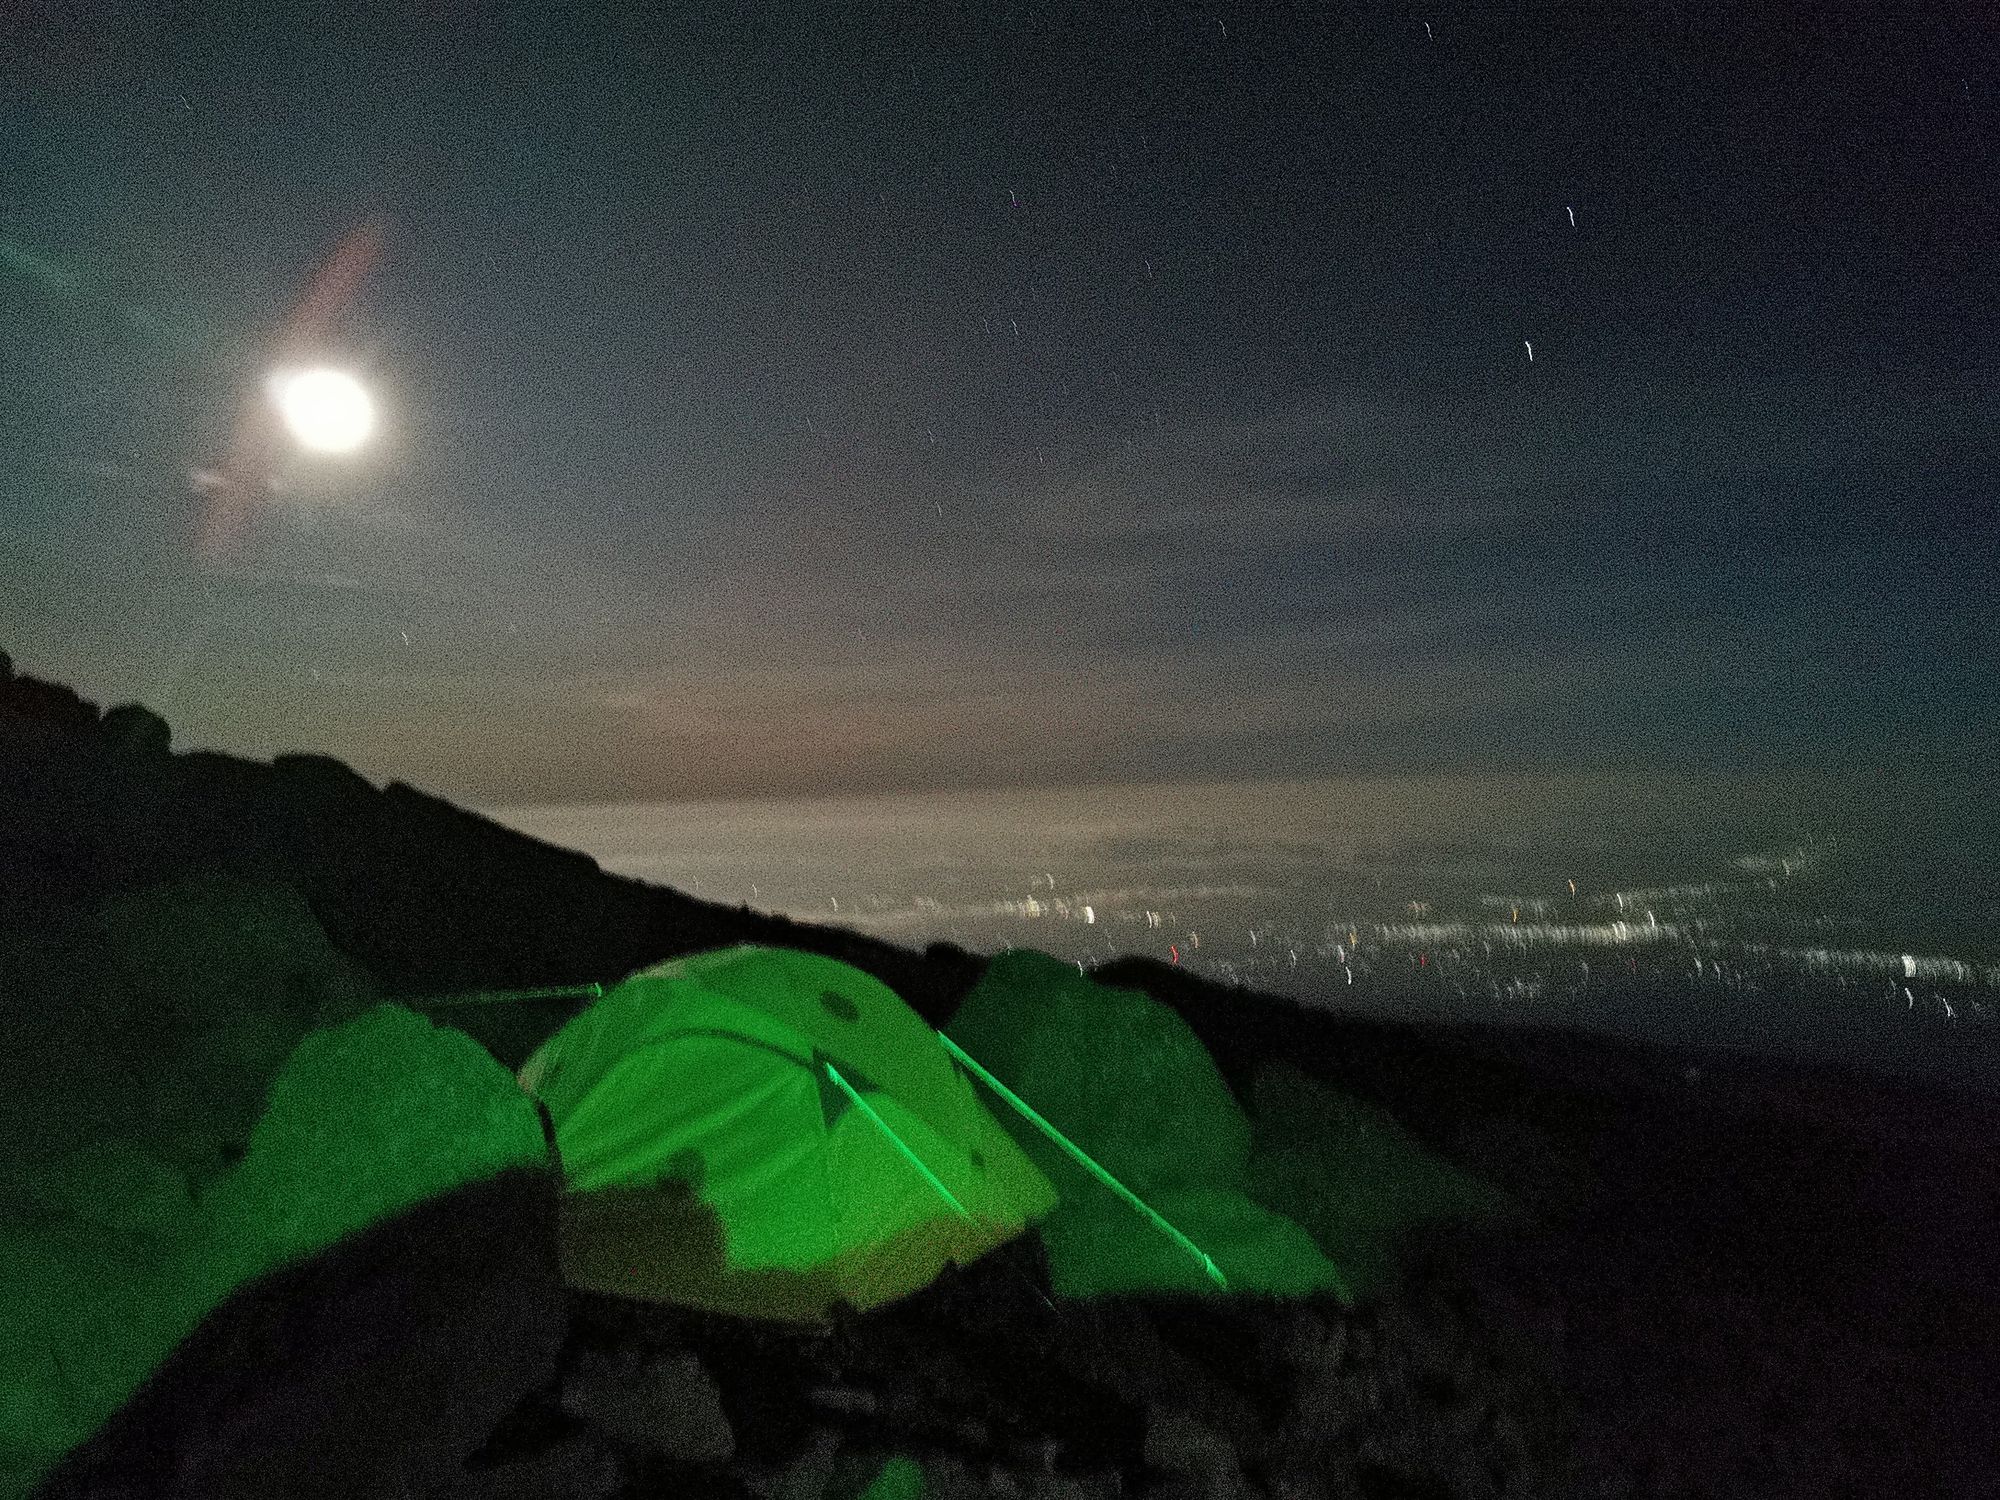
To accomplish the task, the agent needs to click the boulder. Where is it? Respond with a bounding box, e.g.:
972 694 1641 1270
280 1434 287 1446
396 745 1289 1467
560 1349 734 1464
1040 1187 1346 1301
775 1427 844 1500
31 1166 565 1500
1141 1406 1239 1484
947 949 1250 1194
1246 1065 1519 1302
10 983 559 1498
917 1453 984 1500
433 1434 626 1500
1 878 381 1192
0 670 98 734
271 753 377 797
1258 1307 1345 1380
98 703 170 757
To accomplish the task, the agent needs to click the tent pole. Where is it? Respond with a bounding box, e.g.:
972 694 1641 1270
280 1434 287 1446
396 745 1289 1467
937 1032 1228 1290
824 1062 973 1221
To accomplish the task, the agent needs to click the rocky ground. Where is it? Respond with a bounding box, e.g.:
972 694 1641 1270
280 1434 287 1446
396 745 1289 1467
447 1232 1583 1500
47 1100 1999 1500
430 1031 2000 1500
439 1101 2000 1500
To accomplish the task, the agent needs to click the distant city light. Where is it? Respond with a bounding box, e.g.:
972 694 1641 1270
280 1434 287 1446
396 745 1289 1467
483 806 1996 1063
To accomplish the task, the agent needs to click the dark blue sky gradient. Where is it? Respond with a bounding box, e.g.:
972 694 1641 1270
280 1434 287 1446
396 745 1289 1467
3 1 1994 802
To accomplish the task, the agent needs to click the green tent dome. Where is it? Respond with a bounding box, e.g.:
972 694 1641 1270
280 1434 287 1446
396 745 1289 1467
520 945 1059 1322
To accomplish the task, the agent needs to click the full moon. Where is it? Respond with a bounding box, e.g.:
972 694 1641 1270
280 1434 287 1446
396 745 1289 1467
270 367 376 454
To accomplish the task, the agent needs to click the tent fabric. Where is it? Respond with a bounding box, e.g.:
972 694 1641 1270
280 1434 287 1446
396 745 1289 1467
948 948 1511 1303
946 949 1254 1194
946 948 1349 1301
1246 1064 1524 1301
519 945 1058 1322
1040 1186 1354 1300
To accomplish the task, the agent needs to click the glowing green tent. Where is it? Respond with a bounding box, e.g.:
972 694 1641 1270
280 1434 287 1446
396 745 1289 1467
520 945 1059 1322
958 950 1525 1304
948 948 1353 1301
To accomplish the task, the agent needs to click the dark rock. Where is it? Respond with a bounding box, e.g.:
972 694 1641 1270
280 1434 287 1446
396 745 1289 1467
1441 1117 1584 1218
98 702 170 756
1375 1300 1467 1393
773 1427 843 1500
1343 1325 1375 1366
0 667 99 734
34 1166 565 1500
1260 1307 1345 1381
1265 1467 1336 1500
918 1452 987 1500
272 752 377 795
1285 1367 1366 1447
846 1259 1146 1469
1044 1300 1261 1456
560 1347 735 1463
808 1386 881 1417
1143 1297 1300 1415
433 1434 625 1500
1022 1473 1115 1500
1141 1406 1240 1485
0 875 385 1265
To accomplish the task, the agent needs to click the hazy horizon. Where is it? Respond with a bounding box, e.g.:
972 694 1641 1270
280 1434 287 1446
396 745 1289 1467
488 765 1999 865
488 767 2000 968
488 771 2000 1090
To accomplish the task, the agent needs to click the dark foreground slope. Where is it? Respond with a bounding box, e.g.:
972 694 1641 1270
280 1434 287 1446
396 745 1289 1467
5 656 1998 1499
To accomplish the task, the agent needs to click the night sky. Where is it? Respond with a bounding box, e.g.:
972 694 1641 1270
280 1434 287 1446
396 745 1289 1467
4 2 1995 806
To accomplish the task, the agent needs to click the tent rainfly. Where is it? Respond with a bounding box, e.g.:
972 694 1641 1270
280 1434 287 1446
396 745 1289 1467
518 945 1061 1321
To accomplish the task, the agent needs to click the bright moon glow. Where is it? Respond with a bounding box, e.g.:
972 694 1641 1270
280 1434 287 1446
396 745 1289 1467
270 367 375 453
